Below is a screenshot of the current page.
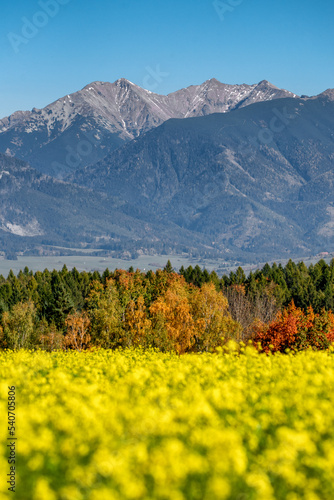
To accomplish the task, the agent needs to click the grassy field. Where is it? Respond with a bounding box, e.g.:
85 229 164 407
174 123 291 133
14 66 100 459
1 347 334 499
0 254 219 276
0 252 332 277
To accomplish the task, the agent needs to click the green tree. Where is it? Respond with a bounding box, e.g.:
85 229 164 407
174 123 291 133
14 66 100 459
86 279 123 348
49 272 75 331
164 260 174 273
2 300 36 350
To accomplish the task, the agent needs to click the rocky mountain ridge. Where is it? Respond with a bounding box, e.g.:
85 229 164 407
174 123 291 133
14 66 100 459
0 78 299 177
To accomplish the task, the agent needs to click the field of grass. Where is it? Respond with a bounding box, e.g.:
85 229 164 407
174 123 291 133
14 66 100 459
0 252 331 278
1 348 334 499
0 254 213 276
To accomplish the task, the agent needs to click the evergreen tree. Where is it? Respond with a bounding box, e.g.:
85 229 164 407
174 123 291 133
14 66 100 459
102 268 111 284
49 272 75 331
164 260 174 273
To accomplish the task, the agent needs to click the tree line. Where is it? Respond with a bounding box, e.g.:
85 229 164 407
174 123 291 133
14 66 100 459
1 258 334 353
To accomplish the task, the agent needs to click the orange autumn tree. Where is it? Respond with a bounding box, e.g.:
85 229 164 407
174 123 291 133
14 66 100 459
64 312 91 351
150 276 195 354
252 301 334 353
124 295 152 347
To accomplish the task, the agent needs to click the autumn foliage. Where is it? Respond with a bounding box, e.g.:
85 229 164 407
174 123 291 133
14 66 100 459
2 262 334 354
76 271 239 354
252 301 334 353
64 312 91 351
85 272 240 353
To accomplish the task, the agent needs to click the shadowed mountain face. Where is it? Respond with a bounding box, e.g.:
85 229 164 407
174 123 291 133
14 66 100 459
0 153 212 257
0 78 296 178
72 93 334 261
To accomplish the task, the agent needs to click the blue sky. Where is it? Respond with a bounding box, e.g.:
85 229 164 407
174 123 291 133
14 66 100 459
1 0 333 118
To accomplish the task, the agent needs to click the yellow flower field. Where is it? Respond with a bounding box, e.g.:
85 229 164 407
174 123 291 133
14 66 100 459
1 347 334 500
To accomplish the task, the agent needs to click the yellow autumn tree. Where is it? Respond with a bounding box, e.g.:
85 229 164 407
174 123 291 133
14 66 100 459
190 283 241 351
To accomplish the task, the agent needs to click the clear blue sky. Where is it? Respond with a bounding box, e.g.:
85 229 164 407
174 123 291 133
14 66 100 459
1 0 333 118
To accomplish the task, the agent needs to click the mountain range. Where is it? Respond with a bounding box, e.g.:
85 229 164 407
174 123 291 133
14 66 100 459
0 79 333 263
0 78 297 178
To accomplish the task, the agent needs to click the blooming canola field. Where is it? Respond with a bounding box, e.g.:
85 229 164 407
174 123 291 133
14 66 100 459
1 347 334 500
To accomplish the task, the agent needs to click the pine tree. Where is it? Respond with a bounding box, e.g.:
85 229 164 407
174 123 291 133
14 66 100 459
49 273 75 331
164 260 174 273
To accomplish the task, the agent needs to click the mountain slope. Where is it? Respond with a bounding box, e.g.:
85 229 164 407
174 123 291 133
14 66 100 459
72 92 334 261
0 79 297 178
0 153 214 257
